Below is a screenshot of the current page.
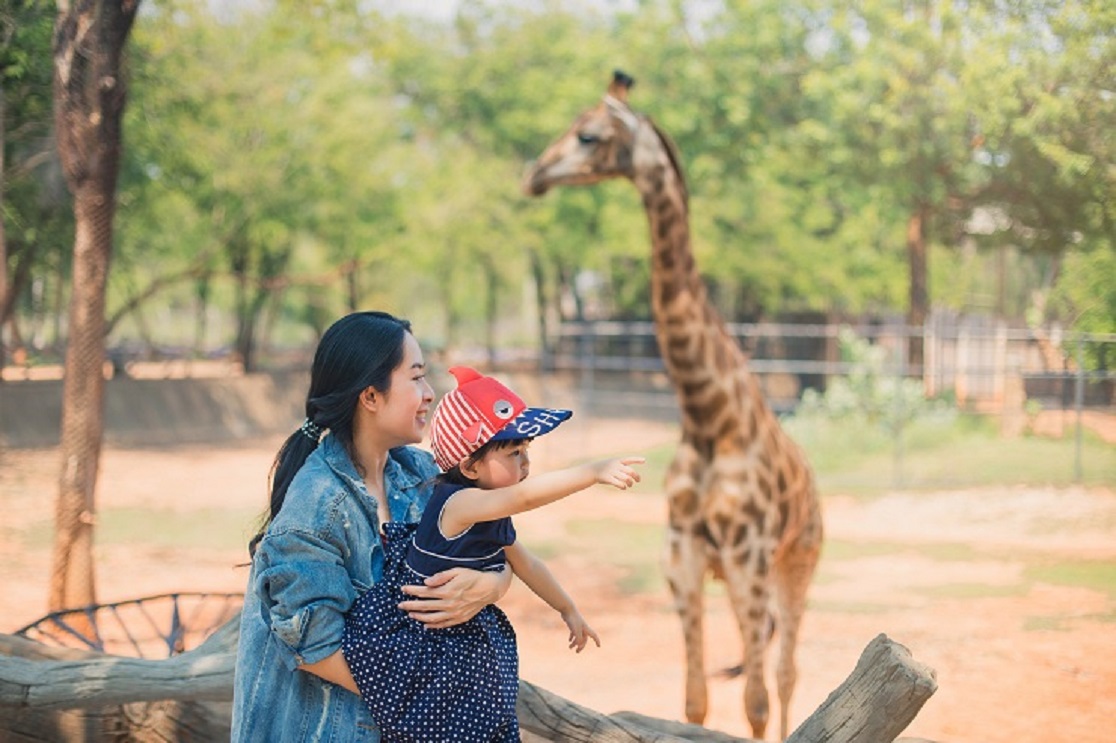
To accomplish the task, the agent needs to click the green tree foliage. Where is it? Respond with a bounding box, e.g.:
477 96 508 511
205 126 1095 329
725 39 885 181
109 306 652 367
968 1 1114 255
1 0 70 359
1049 247 1115 371
3 0 1110 362
120 1 417 367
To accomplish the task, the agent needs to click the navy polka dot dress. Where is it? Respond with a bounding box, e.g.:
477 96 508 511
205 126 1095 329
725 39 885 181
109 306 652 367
343 484 520 742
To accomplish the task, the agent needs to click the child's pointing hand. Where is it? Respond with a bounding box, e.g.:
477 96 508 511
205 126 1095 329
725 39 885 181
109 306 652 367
594 456 646 490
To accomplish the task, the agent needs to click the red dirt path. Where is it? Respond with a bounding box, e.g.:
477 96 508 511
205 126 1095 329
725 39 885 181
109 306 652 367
2 417 1114 742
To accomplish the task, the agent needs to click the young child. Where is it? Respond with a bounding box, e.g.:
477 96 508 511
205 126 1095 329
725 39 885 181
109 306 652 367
342 366 644 742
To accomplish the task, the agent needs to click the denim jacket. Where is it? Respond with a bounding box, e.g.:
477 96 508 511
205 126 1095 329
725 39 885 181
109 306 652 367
232 435 437 742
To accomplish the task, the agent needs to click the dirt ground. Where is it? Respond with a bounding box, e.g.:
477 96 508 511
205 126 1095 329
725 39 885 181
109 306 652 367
2 417 1114 743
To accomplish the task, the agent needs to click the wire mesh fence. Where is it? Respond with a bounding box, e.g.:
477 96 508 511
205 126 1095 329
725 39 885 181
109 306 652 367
543 314 1114 490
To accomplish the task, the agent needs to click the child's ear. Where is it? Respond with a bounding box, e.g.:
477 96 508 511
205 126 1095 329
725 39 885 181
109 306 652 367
459 456 482 479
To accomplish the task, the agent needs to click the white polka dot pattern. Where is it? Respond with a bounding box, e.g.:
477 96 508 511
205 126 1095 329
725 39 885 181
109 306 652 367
343 521 520 742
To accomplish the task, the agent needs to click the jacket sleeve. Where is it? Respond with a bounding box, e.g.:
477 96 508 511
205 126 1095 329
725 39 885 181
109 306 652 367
251 525 356 671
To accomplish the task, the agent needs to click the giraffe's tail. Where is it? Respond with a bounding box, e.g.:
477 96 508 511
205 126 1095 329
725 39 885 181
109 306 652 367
712 608 777 679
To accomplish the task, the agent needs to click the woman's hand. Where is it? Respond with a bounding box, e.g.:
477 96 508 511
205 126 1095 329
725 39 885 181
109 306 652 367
398 566 512 629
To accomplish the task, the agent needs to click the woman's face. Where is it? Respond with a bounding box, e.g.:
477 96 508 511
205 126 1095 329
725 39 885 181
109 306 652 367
373 332 435 447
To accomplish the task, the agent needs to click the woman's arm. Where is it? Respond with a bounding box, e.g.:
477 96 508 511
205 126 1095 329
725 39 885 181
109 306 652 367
253 527 360 673
442 456 644 536
299 649 360 695
398 564 513 629
504 541 599 652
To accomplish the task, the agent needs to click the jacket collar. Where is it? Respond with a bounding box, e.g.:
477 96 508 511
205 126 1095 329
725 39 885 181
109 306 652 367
320 434 428 496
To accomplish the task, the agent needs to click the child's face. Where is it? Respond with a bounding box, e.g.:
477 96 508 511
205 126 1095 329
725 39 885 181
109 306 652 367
471 440 531 489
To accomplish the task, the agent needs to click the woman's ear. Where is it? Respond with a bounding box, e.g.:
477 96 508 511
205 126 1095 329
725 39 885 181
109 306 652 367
359 386 378 413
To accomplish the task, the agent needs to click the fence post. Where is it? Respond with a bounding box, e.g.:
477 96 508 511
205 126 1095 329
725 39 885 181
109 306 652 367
892 328 907 489
1074 338 1085 484
955 320 969 407
993 321 1007 408
579 321 595 414
924 314 937 397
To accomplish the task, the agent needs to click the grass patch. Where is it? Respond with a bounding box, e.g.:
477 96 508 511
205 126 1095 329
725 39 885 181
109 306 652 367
808 600 894 615
617 563 667 595
821 539 982 562
523 540 561 561
22 507 260 551
821 540 902 560
646 413 1114 498
1023 611 1116 631
561 519 667 595
634 443 675 491
1026 559 1116 600
1023 615 1066 631
918 583 1028 600
782 413 1115 495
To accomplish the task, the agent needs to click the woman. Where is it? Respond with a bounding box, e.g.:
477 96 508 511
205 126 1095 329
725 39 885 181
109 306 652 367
232 311 512 742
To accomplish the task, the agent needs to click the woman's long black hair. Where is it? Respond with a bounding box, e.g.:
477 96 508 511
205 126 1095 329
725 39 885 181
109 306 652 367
248 310 412 555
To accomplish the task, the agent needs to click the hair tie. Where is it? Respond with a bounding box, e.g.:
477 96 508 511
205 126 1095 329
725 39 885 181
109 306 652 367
300 418 323 443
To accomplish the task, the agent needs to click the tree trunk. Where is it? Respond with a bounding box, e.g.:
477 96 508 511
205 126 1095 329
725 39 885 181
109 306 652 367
905 206 929 374
232 267 254 371
346 262 359 313
481 254 499 368
528 247 552 372
48 0 140 613
2 233 40 366
1 80 8 375
194 273 211 359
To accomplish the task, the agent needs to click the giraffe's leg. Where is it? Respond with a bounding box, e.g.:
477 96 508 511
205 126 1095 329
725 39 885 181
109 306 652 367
772 541 821 740
665 525 709 724
721 548 771 740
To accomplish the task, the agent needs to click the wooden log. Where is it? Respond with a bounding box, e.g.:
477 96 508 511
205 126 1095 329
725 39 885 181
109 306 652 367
0 624 938 743
0 620 237 709
786 633 938 743
516 680 691 742
0 700 232 743
610 711 755 742
0 620 236 742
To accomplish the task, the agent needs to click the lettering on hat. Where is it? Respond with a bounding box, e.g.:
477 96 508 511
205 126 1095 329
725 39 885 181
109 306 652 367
507 409 567 438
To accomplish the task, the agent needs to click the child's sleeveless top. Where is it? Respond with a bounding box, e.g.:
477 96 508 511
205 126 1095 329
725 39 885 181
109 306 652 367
406 482 517 578
342 483 521 743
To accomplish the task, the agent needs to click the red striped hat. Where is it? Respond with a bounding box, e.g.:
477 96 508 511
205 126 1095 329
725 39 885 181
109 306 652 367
428 366 572 471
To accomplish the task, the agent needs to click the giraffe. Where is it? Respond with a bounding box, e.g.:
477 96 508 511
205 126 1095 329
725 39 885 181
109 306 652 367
522 71 823 740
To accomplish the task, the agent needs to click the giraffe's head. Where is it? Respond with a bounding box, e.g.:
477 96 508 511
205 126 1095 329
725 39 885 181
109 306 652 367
521 70 644 197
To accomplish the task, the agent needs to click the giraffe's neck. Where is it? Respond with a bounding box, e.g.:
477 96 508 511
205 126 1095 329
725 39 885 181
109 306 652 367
632 159 706 332
631 128 765 439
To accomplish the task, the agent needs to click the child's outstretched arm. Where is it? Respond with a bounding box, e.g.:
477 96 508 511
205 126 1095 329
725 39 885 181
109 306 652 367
441 456 644 537
504 541 599 652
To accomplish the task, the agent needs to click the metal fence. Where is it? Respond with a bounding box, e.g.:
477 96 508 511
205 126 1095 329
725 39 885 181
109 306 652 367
550 316 1113 407
543 315 1114 486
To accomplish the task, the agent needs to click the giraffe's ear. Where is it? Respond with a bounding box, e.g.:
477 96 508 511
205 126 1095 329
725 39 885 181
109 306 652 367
609 69 635 102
